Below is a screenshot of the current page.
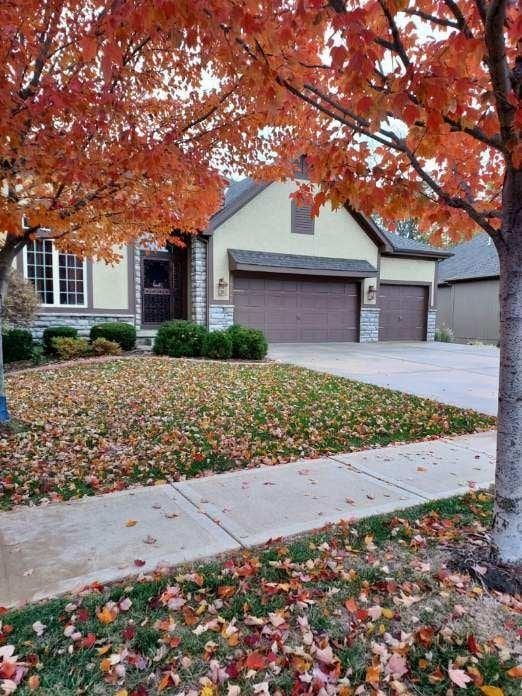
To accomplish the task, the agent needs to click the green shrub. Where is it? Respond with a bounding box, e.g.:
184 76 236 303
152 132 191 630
43 326 78 354
227 324 268 360
90 322 136 351
52 336 91 360
153 320 208 357
2 328 33 363
435 325 454 343
202 330 232 360
91 337 122 356
31 343 45 365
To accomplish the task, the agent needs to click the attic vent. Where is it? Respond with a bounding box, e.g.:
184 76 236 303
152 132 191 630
291 200 315 235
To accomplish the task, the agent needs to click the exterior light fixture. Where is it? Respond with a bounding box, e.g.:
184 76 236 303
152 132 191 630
367 284 376 302
217 277 229 296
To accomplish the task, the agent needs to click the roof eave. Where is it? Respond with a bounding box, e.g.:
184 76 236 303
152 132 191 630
438 273 499 285
381 248 454 260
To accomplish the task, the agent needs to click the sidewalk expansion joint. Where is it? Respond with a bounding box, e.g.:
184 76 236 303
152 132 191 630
170 482 247 549
326 455 430 502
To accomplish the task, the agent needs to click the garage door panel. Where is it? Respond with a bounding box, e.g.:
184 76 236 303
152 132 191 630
378 284 427 341
233 272 360 342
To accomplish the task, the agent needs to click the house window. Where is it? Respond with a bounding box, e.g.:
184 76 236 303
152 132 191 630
24 239 86 307
291 200 315 235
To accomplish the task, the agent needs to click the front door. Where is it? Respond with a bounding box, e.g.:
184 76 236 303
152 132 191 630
140 247 187 326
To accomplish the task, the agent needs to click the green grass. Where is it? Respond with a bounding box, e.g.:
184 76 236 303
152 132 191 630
2 492 520 695
1 357 494 508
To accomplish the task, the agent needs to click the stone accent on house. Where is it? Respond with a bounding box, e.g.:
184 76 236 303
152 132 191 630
28 314 135 340
190 237 207 326
134 246 142 330
209 304 234 331
427 309 437 341
359 307 380 342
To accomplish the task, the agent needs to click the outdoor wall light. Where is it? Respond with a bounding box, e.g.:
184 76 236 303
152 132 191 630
367 284 377 302
217 277 229 296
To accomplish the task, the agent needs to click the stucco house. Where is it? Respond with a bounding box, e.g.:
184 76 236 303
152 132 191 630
438 233 500 343
16 173 451 344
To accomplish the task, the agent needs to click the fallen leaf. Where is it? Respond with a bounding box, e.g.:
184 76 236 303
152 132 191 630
449 666 473 688
125 519 138 527
246 651 267 671
479 687 504 696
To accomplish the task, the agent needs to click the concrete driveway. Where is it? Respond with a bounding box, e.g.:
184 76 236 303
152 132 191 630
269 342 499 415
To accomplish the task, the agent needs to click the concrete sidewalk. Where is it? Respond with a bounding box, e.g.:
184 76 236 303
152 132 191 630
0 430 496 608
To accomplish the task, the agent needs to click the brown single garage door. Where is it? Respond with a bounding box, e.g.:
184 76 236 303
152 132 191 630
233 273 360 342
378 283 427 340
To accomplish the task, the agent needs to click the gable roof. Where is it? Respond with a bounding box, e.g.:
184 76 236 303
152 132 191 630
438 233 499 283
206 178 449 260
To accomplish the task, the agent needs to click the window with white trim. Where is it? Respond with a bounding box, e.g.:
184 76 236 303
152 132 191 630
24 239 87 307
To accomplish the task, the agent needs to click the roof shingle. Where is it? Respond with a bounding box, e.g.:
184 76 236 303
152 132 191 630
228 249 377 275
438 233 499 282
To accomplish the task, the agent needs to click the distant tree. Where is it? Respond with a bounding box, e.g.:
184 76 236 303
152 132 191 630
373 216 432 244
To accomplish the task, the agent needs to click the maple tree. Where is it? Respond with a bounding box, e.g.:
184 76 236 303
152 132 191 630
0 0 267 419
191 0 520 565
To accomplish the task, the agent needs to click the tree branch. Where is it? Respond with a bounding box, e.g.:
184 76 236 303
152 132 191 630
443 0 474 38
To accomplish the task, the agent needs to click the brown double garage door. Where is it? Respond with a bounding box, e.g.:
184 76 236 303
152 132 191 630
233 273 359 342
233 272 428 343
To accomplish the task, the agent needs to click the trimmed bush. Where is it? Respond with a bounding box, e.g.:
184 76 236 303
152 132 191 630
2 328 33 363
51 336 91 360
91 337 122 356
90 322 136 351
43 326 78 354
153 320 208 357
202 330 233 360
227 324 268 360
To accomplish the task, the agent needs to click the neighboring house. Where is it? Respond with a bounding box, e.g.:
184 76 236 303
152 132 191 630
438 233 500 343
15 173 451 344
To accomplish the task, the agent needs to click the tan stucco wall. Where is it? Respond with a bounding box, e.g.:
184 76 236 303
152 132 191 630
211 181 379 303
379 256 437 306
92 246 129 310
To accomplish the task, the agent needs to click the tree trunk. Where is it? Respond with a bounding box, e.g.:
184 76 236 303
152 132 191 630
0 235 26 423
491 167 522 564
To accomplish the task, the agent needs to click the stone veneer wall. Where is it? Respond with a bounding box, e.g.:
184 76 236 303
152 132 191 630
190 237 207 326
134 247 142 330
28 314 135 340
209 304 234 331
359 307 380 342
426 309 437 341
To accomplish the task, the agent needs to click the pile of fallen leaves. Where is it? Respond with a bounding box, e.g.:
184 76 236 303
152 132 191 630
1 493 520 695
1 358 494 508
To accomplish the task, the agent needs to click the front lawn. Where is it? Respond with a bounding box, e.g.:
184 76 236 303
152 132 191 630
0 357 494 508
1 492 520 695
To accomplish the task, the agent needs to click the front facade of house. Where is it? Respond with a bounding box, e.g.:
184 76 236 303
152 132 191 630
16 177 449 344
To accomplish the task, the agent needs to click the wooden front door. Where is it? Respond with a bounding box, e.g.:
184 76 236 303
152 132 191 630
141 248 187 326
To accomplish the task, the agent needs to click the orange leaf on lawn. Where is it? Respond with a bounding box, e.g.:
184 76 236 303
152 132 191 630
246 651 267 671
479 687 504 696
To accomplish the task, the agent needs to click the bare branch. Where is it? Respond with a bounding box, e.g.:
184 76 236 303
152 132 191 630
443 0 474 37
